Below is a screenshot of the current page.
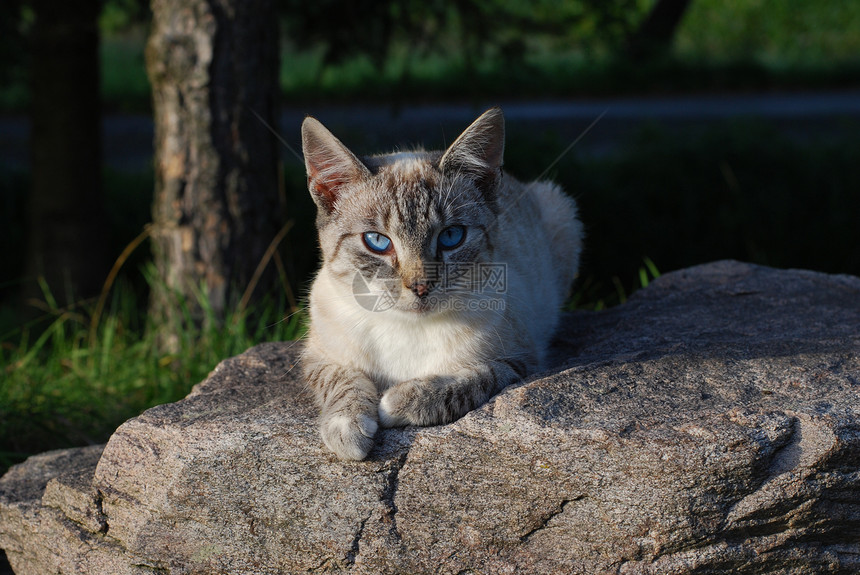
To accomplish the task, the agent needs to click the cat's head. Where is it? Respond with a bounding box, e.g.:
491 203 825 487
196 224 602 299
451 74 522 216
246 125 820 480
301 108 506 316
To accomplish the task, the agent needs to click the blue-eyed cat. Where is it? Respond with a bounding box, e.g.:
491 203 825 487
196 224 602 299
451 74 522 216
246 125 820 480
301 108 582 460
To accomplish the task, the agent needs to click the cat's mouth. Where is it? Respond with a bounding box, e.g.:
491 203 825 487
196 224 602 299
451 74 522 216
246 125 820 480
399 294 438 314
395 291 477 316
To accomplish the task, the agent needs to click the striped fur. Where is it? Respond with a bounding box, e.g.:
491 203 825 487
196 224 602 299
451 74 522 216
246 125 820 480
301 108 583 460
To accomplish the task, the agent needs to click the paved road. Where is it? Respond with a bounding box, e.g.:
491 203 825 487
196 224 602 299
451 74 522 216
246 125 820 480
1 90 859 171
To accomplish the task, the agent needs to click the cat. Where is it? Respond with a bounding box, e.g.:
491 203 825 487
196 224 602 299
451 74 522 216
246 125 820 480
301 107 583 460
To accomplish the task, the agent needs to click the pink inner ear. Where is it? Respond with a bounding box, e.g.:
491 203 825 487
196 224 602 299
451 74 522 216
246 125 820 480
307 158 353 212
302 117 370 213
307 164 337 208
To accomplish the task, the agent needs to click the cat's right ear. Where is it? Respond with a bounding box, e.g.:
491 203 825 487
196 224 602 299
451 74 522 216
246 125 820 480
439 107 505 199
301 117 371 214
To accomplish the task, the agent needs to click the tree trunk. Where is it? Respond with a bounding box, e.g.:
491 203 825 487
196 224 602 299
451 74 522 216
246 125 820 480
146 0 282 346
24 0 107 309
626 0 693 62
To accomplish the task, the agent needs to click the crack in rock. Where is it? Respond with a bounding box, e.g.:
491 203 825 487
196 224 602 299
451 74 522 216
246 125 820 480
342 453 408 569
345 514 370 567
95 489 109 535
520 497 580 543
130 563 170 574
381 453 408 542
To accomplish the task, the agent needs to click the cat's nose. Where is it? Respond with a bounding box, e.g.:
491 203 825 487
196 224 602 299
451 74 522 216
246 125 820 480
410 282 430 298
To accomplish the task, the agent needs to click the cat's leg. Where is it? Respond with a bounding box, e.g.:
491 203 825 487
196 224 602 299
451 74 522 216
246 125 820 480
378 358 531 427
304 352 379 460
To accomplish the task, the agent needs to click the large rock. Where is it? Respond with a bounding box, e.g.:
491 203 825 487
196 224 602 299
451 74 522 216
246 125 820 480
2 260 859 574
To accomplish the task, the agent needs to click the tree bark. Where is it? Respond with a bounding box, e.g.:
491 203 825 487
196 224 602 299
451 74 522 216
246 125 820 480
24 0 107 309
146 0 282 345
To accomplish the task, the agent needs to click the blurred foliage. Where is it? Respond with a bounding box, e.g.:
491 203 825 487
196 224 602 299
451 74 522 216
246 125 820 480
278 0 860 86
2 0 860 112
0 0 148 68
676 0 860 64
276 0 860 104
0 0 148 111
99 0 149 33
279 0 650 67
100 27 151 112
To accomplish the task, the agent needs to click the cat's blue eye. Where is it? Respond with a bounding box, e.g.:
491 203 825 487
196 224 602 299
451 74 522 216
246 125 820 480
438 226 466 250
362 232 392 253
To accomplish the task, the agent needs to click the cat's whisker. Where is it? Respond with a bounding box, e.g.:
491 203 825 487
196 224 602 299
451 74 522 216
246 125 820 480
537 108 608 182
279 335 311 378
249 107 304 164
268 306 308 328
447 200 487 214
489 108 607 231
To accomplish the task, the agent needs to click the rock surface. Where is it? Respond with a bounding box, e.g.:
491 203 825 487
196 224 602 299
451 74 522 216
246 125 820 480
2 260 859 574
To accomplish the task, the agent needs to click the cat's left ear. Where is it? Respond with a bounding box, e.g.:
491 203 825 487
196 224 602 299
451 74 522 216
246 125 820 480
302 117 371 214
439 107 505 197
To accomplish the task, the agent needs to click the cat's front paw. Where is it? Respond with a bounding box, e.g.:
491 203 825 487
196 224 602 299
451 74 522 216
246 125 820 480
379 377 453 427
378 387 411 427
320 413 378 461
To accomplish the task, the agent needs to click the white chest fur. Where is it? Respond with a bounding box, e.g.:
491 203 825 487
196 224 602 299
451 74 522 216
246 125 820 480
309 269 498 388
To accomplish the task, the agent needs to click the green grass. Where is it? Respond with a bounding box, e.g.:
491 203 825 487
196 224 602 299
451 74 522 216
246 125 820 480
0 271 306 474
120 0 860 106
567 257 661 312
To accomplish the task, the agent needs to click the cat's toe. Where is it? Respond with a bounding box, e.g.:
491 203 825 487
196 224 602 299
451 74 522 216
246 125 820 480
321 414 378 460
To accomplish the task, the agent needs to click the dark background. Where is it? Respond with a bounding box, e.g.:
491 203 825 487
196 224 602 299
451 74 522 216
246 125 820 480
1 5 859 569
